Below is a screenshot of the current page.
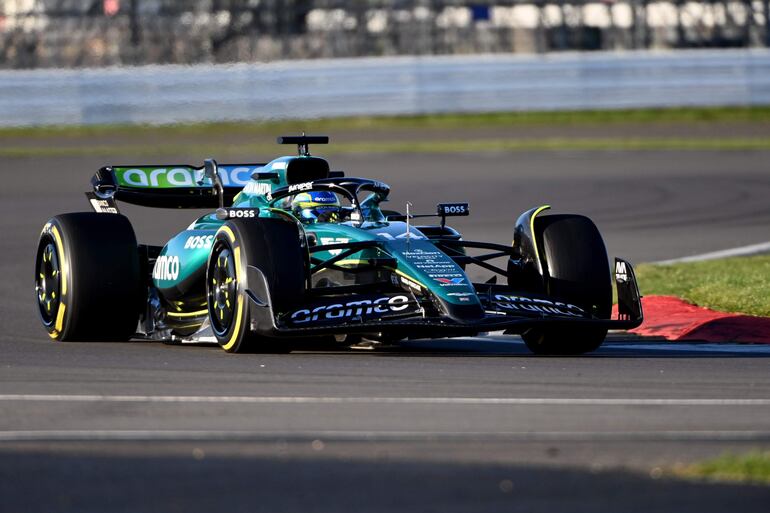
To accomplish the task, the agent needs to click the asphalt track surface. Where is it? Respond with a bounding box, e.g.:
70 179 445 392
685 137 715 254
1 148 770 512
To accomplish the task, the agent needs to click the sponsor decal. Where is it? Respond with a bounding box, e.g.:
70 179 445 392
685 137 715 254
217 208 257 219
85 192 119 214
289 295 412 324
184 235 214 250
89 198 118 214
319 237 350 256
153 255 180 281
402 247 468 287
615 260 628 283
493 294 585 318
436 277 465 285
113 166 256 189
243 182 273 196
437 203 469 216
370 180 389 193
288 181 313 193
214 166 257 186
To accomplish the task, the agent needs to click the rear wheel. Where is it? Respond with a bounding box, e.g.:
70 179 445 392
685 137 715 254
522 214 612 355
207 218 306 353
35 213 142 341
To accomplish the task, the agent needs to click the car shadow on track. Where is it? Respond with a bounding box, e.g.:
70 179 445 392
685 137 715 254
279 335 770 358
148 334 770 358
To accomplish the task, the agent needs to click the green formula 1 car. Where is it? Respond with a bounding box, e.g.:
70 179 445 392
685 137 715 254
35 136 642 355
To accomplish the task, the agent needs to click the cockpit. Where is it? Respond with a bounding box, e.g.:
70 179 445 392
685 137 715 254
267 178 391 225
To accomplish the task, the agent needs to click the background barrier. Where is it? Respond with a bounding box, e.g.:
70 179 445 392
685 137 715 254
2 49 769 126
3 1 770 68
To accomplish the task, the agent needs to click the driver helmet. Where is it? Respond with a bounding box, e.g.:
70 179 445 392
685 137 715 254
291 190 341 223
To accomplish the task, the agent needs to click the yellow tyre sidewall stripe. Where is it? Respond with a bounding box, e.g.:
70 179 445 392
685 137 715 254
166 309 208 318
216 226 245 352
46 224 69 339
529 205 551 265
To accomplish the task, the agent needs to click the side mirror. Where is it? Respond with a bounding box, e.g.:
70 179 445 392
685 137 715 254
204 158 224 209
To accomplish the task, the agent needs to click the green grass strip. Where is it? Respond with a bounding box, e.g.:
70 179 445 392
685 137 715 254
3 137 770 158
636 255 770 317
1 106 769 138
673 451 770 485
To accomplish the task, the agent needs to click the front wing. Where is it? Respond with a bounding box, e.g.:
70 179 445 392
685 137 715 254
242 258 643 339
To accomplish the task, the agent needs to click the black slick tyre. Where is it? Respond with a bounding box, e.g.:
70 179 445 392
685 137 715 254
35 213 142 341
522 214 612 355
207 217 306 353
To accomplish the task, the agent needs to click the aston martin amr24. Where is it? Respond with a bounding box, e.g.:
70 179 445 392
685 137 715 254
35 136 642 354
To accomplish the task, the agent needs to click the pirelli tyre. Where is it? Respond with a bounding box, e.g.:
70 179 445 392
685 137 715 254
522 214 612 355
207 217 306 353
35 213 142 341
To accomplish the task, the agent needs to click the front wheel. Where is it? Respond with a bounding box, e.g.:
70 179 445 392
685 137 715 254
206 218 306 353
522 214 612 355
35 213 142 341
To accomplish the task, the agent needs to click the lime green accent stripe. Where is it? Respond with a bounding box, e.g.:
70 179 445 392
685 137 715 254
222 245 243 351
530 205 551 266
166 309 208 318
394 269 426 290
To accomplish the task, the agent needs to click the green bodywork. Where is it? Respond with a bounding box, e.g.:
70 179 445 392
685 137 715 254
151 155 478 314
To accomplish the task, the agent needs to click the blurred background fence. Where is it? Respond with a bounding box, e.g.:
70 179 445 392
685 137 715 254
2 0 770 69
2 49 769 126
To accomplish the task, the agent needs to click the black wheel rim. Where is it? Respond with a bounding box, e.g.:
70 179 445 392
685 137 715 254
208 245 237 336
36 241 61 327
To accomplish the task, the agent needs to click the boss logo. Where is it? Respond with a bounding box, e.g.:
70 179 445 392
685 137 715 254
216 208 258 220
228 209 256 218
184 235 214 250
437 203 469 216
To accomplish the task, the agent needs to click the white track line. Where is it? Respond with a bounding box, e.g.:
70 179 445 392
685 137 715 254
1 430 770 442
654 241 770 265
0 395 769 406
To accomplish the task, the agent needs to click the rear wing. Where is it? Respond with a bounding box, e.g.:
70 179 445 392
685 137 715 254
90 163 266 208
